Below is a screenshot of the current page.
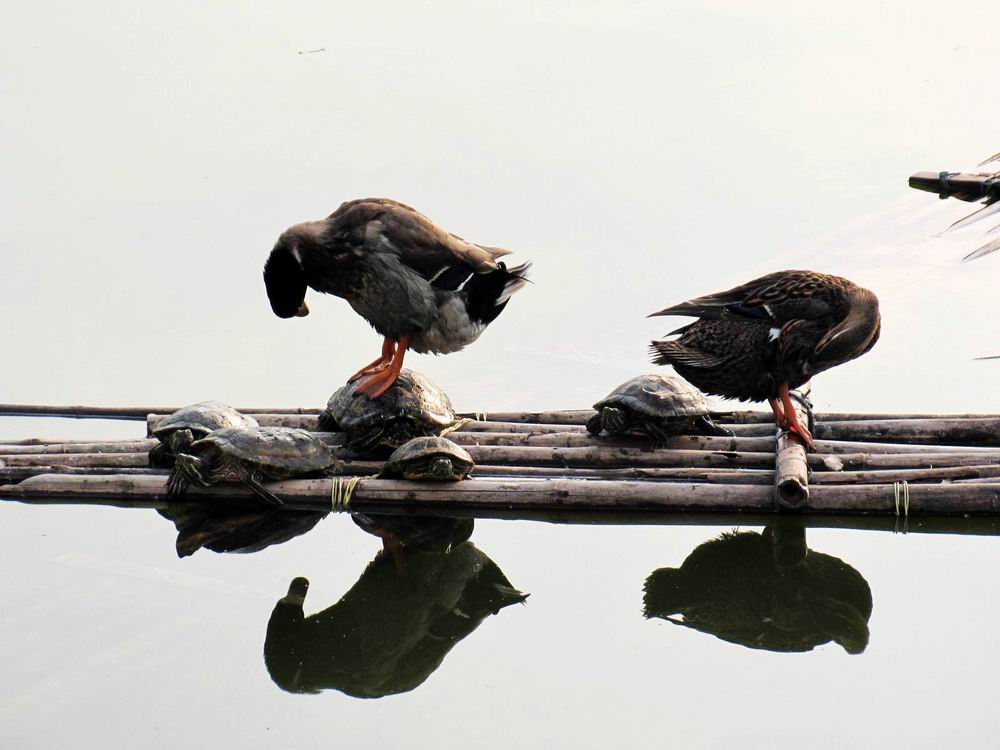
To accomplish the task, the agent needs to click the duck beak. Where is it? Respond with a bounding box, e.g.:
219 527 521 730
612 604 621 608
295 302 310 317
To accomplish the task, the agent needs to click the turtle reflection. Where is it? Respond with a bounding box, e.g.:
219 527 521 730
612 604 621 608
643 521 872 654
265 514 527 698
157 503 327 557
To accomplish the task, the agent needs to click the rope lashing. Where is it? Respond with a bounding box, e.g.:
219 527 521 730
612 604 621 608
894 481 910 517
331 475 365 511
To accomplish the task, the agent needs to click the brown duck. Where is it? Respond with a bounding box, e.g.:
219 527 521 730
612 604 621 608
264 199 530 398
649 270 881 450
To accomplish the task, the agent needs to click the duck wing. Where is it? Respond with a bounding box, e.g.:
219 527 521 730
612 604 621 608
327 198 511 284
649 270 840 325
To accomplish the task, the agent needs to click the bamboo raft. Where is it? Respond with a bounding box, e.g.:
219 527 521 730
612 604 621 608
4 392 1000 520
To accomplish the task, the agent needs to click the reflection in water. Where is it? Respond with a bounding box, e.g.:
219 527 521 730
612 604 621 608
156 503 328 557
265 514 527 698
643 521 872 654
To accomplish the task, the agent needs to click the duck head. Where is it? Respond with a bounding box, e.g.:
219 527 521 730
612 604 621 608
812 286 881 371
264 223 325 318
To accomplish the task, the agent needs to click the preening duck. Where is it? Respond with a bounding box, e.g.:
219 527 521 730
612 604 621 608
264 198 531 398
649 270 881 450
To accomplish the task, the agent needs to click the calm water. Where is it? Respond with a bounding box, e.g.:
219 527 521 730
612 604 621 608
5 1 1000 747
4 500 1000 749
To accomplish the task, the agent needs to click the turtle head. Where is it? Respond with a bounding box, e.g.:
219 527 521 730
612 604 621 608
428 457 455 481
601 406 628 435
264 230 311 319
175 453 210 487
167 428 197 455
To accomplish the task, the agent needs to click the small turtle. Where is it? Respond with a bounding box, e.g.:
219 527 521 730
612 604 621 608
586 374 733 442
318 369 456 451
167 426 338 505
149 401 259 468
381 436 474 481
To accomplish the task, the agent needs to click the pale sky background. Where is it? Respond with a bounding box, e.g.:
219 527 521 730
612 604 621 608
3 0 1000 434
3 2 1000 748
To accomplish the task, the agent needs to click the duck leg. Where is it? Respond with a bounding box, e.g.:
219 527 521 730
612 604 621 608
355 335 410 399
347 338 396 383
767 398 786 426
778 383 816 452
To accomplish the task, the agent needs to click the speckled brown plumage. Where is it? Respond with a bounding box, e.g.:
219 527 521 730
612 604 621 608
650 320 782 402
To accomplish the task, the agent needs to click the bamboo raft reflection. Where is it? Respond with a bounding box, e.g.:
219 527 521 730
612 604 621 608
4 391 1000 520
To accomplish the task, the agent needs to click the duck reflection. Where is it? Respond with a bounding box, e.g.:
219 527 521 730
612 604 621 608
643 520 873 654
264 513 527 698
157 503 328 557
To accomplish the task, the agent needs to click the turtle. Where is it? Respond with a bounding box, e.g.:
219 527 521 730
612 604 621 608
380 436 474 481
167 426 338 505
318 369 457 451
586 374 733 442
148 401 259 468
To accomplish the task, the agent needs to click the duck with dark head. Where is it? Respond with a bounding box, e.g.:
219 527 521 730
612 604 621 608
264 198 531 398
649 270 881 450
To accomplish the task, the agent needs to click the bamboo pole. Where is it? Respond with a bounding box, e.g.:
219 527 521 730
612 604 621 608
0 466 169 484
7 401 1000 425
462 409 1000 426
5 473 1000 515
3 431 998 459
12 460 1000 486
0 453 151 468
5 491 1000 536
0 462 778 486
810 464 1000 484
0 439 158 455
0 474 776 509
141 412 1000 446
444 429 1000 456
774 387 811 509
0 404 321 420
8 445 1000 471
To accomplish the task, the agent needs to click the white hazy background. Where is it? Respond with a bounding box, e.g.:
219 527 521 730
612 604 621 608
3 0 1000 433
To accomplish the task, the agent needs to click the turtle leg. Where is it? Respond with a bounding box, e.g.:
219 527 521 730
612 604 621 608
167 453 208 496
778 383 816 452
644 420 671 448
166 468 189 497
355 335 410 399
697 415 735 438
242 467 285 506
349 427 385 453
585 413 603 436
148 442 174 469
348 337 396 383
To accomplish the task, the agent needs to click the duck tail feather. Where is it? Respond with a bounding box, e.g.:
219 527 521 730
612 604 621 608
462 261 532 325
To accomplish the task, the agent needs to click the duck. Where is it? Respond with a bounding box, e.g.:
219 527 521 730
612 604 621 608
264 198 531 398
648 270 881 450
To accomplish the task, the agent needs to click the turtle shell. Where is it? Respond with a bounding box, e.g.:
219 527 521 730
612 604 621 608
593 374 710 419
153 401 258 441
191 426 335 472
384 436 474 478
320 369 455 434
